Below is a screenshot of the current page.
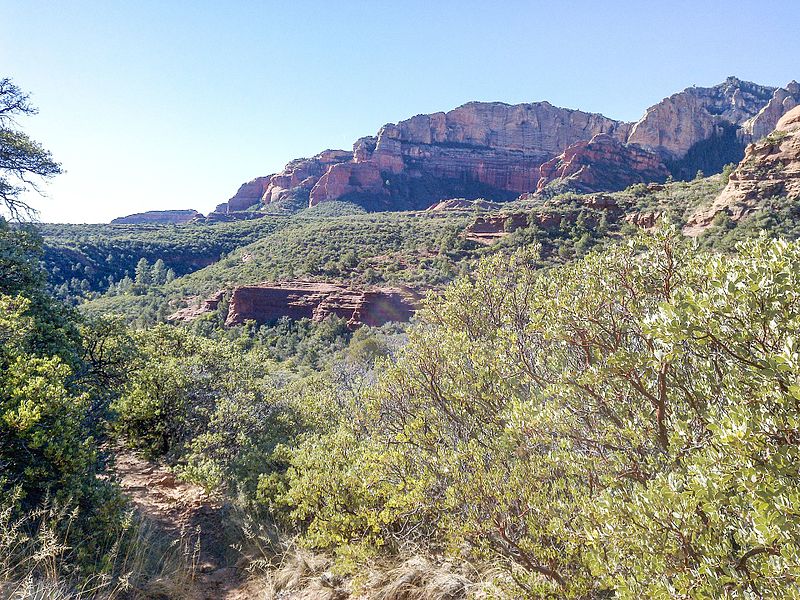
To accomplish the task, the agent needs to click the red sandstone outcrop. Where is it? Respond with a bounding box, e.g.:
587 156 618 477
308 161 388 206
685 105 800 235
224 282 422 328
167 290 226 322
216 78 800 212
464 193 626 244
224 176 273 212
426 198 502 212
625 211 663 229
214 150 352 214
536 134 670 193
111 209 202 224
222 102 630 212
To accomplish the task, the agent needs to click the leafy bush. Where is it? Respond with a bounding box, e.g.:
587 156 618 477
275 227 800 597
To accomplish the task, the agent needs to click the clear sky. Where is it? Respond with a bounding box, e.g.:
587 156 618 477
3 0 799 223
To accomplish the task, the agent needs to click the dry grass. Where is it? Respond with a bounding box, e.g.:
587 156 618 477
246 546 513 600
0 489 200 600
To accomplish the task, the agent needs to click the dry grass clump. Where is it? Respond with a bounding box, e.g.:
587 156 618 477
0 490 199 600
366 556 471 600
250 547 512 600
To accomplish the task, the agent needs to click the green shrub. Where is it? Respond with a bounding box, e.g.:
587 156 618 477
277 228 800 597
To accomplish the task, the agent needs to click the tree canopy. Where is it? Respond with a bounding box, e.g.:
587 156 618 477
0 78 62 220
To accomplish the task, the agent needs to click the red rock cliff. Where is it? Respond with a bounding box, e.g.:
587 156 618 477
217 78 800 211
225 281 421 328
536 134 670 193
686 105 800 234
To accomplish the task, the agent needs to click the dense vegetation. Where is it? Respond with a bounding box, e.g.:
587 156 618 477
6 75 800 599
39 176 721 329
39 217 288 303
95 226 800 599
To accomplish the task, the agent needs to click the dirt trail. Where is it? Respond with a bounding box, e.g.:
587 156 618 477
114 451 253 600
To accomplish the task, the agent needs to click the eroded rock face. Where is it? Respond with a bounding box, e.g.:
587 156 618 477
308 161 387 206
628 77 800 159
224 281 421 328
111 210 202 224
213 150 352 214
224 102 630 211
536 134 670 193
686 105 800 234
426 198 502 212
464 193 626 244
221 78 800 211
742 82 800 140
168 290 226 322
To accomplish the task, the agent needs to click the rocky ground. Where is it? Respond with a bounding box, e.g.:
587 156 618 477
114 451 255 600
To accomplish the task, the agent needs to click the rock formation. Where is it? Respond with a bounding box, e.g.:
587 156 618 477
686 105 800 234
224 281 421 328
536 134 670 193
742 81 800 140
215 78 800 212
215 102 630 214
628 77 799 158
426 198 502 212
168 290 226 322
111 209 202 224
464 193 626 244
213 150 353 214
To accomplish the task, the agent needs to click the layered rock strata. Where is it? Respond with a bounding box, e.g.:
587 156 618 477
536 134 670 193
686 105 800 234
628 77 800 158
168 290 226 322
213 78 800 213
224 281 421 328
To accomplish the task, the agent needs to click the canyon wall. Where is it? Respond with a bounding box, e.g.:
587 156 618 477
210 78 800 214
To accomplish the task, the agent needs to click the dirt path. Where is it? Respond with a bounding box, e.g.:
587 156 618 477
114 451 253 600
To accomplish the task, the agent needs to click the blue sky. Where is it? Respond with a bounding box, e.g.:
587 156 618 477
3 0 799 223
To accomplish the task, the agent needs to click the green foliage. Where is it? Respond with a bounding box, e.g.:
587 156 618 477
112 326 300 502
0 216 134 577
40 216 288 303
0 78 62 220
721 161 737 184
275 228 800 597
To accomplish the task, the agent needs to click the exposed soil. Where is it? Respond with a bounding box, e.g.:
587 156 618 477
114 451 253 600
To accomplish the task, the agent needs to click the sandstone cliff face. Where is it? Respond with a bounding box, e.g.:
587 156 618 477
224 282 421 328
111 209 202 224
627 77 800 159
221 102 630 212
686 105 800 234
742 81 800 140
536 134 670 193
215 150 352 214
219 78 800 211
